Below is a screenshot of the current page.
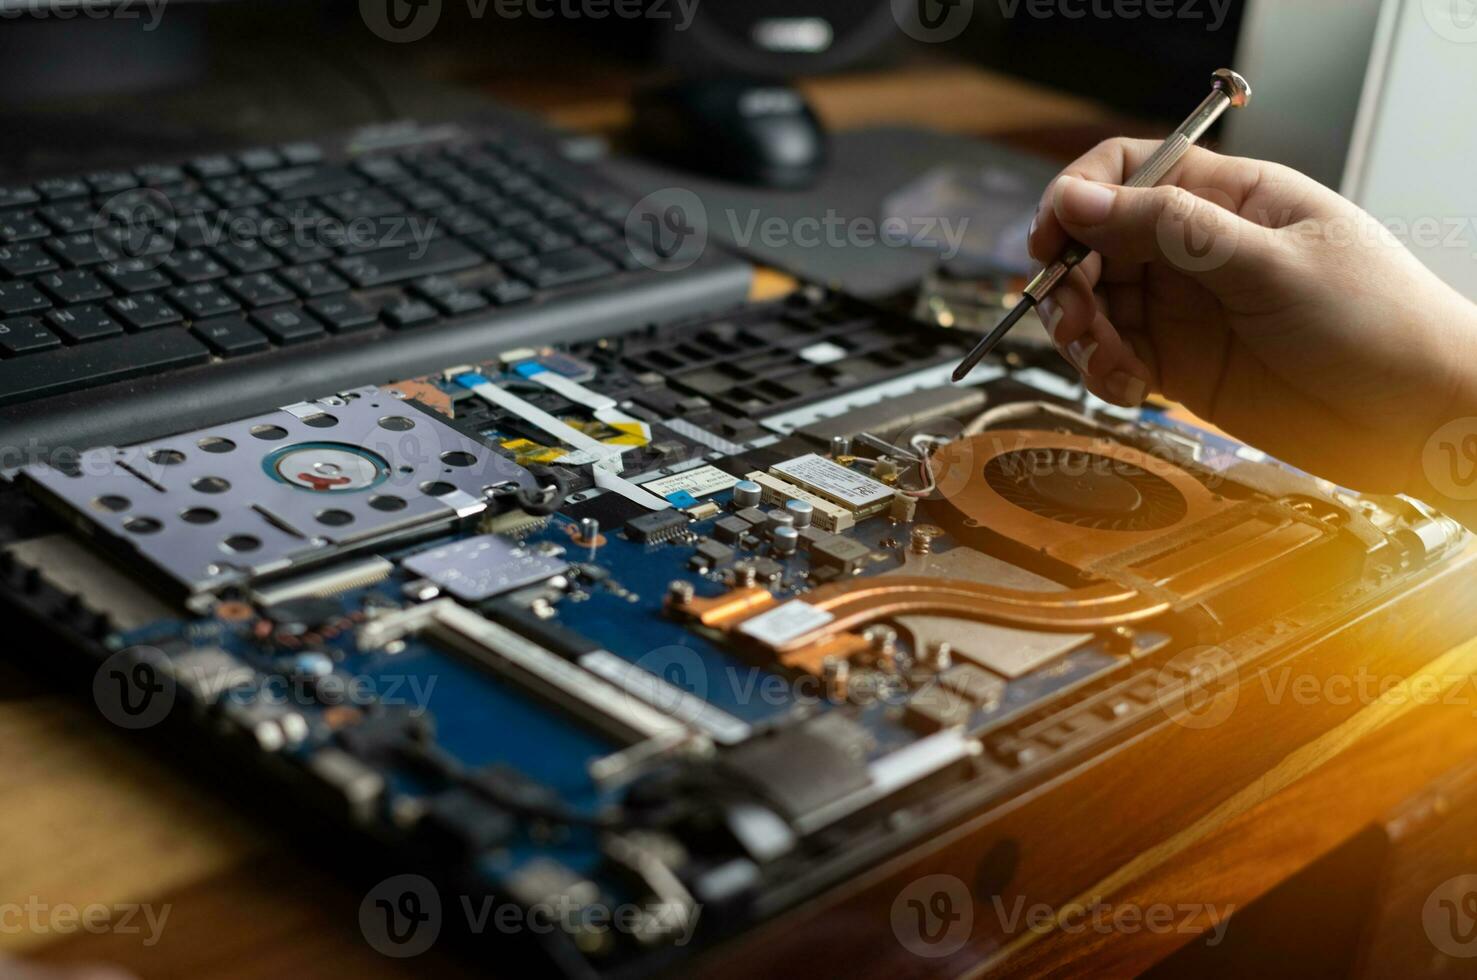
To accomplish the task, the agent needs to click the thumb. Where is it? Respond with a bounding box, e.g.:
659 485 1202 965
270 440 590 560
1052 175 1282 293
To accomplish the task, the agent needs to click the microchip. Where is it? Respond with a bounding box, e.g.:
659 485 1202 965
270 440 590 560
905 683 974 733
692 539 734 569
734 507 769 527
940 665 1005 706
811 536 872 574
625 509 689 543
402 535 568 602
713 516 749 544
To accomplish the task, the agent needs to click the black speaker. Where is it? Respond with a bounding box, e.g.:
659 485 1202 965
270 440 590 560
664 0 900 77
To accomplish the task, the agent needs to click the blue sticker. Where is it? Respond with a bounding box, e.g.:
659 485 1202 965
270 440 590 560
664 491 700 509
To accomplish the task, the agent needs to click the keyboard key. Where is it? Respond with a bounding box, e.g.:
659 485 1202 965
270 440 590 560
0 186 41 209
0 211 49 243
0 316 62 355
133 163 186 187
46 305 125 343
259 165 362 201
168 283 240 320
205 177 269 209
193 315 270 356
224 272 294 308
278 142 323 166
320 188 403 221
34 176 89 201
213 240 280 274
381 298 438 329
46 232 117 267
307 294 376 332
38 270 112 304
515 222 576 254
486 278 533 305
162 248 229 283
236 148 283 172
0 281 52 316
508 247 614 289
0 242 60 277
39 201 103 233
0 329 209 406
86 171 139 194
99 258 170 293
465 229 531 262
353 156 412 183
251 306 325 344
188 155 238 179
108 293 183 331
279 262 350 297
334 238 480 288
412 276 488 316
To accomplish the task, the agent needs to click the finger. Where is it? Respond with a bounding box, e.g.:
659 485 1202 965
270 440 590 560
1052 176 1287 296
1036 265 1097 347
1069 311 1154 407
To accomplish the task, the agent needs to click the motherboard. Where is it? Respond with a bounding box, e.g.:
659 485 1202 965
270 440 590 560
1 289 1468 976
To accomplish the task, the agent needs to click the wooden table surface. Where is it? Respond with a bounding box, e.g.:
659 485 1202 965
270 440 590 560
8 59 1473 980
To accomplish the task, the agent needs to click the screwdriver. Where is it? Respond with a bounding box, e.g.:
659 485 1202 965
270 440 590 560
951 68 1253 383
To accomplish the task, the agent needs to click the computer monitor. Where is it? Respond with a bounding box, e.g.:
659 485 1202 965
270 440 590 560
1225 0 1477 299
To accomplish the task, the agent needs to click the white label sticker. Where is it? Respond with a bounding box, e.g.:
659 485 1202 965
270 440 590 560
739 602 834 647
771 454 892 508
641 465 740 500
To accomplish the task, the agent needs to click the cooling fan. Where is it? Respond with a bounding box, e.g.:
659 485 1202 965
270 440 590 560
932 430 1229 571
982 447 1190 532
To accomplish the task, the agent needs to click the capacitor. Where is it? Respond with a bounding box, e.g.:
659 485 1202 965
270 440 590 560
829 435 851 458
732 479 762 509
577 516 600 559
766 510 796 534
783 499 814 528
772 524 799 556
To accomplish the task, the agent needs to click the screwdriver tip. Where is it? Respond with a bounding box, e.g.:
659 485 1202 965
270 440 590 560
951 298 1035 383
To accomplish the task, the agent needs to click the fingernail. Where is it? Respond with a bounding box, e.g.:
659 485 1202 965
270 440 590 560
1056 176 1117 225
1067 338 1098 375
1037 297 1064 342
1107 371 1148 406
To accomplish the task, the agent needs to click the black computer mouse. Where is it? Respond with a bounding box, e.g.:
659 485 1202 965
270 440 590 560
631 78 827 190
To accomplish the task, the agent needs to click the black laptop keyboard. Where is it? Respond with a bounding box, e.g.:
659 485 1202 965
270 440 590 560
0 132 662 407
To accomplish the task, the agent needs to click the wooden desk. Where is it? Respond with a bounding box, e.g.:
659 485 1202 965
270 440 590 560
8 61 1475 980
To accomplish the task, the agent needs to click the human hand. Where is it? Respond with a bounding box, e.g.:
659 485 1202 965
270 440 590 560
1026 137 1477 498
